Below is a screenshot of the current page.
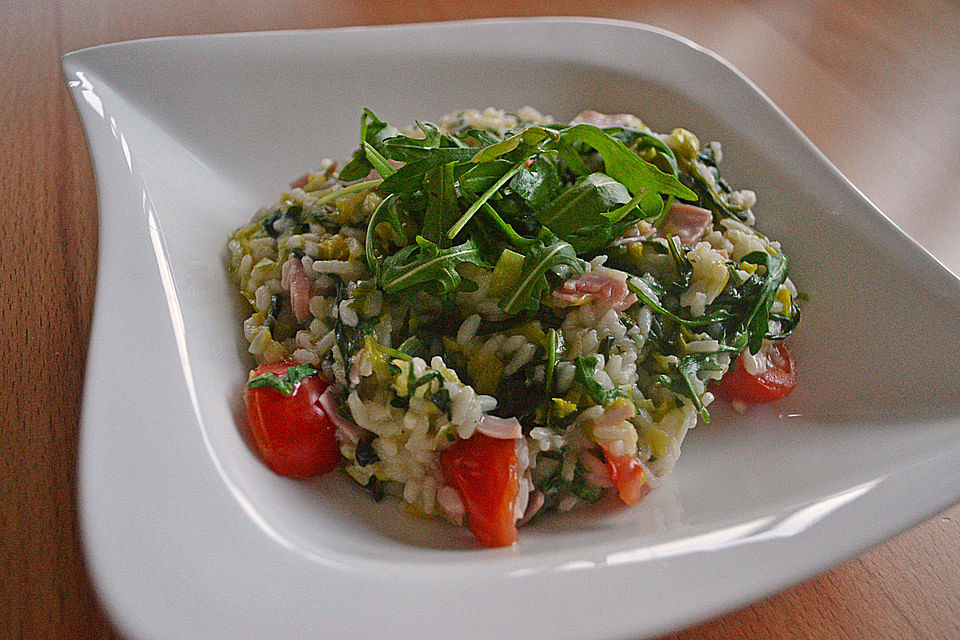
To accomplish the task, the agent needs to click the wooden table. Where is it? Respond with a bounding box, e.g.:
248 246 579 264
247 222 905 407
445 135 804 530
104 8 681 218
4 1 959 638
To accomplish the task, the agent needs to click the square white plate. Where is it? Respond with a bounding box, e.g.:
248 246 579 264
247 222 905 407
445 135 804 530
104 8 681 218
65 18 960 640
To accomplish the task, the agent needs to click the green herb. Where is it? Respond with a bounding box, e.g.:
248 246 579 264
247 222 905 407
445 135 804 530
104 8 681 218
339 109 401 181
378 343 414 362
379 236 486 296
311 179 382 209
363 141 396 179
261 208 282 237
365 193 408 277
544 328 559 393
446 158 526 239
397 336 427 358
246 364 318 395
557 125 695 201
573 355 621 406
509 154 563 212
740 250 788 353
338 110 701 317
625 277 729 327
569 467 604 502
498 239 584 315
457 159 516 195
537 173 631 239
422 162 461 245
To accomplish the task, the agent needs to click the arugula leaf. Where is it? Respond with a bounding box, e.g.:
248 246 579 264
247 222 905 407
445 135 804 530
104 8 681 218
339 109 401 181
499 239 585 315
613 129 681 177
509 154 563 212
544 328 560 393
447 158 526 239
379 236 486 296
625 277 730 327
554 124 696 200
460 128 501 147
474 201 536 253
384 139 478 164
538 172 631 230
362 141 396 179
246 364 318 395
740 250 789 353
365 194 410 277
420 162 460 246
354 438 380 467
378 158 434 195
538 454 603 503
457 159 516 195
574 356 621 406
767 302 801 340
657 359 707 421
470 126 556 163
552 134 589 175
413 120 442 147
535 172 634 252
285 364 318 385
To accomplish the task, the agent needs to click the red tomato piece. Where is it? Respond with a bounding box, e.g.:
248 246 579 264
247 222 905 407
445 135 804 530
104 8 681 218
439 433 519 548
604 453 648 506
244 361 340 478
711 341 796 404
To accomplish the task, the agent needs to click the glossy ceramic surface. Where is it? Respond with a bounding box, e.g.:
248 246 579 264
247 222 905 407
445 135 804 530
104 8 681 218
65 18 960 640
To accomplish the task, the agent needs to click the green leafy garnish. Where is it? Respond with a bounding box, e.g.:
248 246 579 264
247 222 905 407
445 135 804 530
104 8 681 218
741 250 789 353
327 109 801 430
246 364 318 395
573 356 622 406
339 109 401 181
544 328 560 393
379 236 486 296
499 239 584 315
337 109 700 317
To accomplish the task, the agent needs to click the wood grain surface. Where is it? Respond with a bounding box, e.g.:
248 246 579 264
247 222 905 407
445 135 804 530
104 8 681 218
3 1 959 638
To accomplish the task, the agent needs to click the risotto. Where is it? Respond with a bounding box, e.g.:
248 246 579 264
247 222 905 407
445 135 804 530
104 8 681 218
227 107 801 547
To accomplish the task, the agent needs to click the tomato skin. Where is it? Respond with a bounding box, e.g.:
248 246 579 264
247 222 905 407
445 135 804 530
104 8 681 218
439 433 519 548
711 341 796 404
604 453 648 506
244 361 340 478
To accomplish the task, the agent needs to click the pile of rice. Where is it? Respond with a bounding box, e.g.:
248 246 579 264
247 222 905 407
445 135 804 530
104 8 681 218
227 107 797 529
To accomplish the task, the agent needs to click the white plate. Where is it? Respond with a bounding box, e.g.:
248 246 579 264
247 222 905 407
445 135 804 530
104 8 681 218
65 18 960 640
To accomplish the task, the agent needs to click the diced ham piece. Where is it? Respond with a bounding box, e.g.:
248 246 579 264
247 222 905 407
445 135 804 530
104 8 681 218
553 272 637 311
289 173 310 189
318 385 362 444
660 202 713 246
476 415 523 439
288 260 313 325
569 110 644 129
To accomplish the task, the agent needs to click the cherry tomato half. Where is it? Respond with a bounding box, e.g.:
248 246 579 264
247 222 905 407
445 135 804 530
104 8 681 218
711 341 796 404
604 453 649 506
439 433 519 548
244 361 339 478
